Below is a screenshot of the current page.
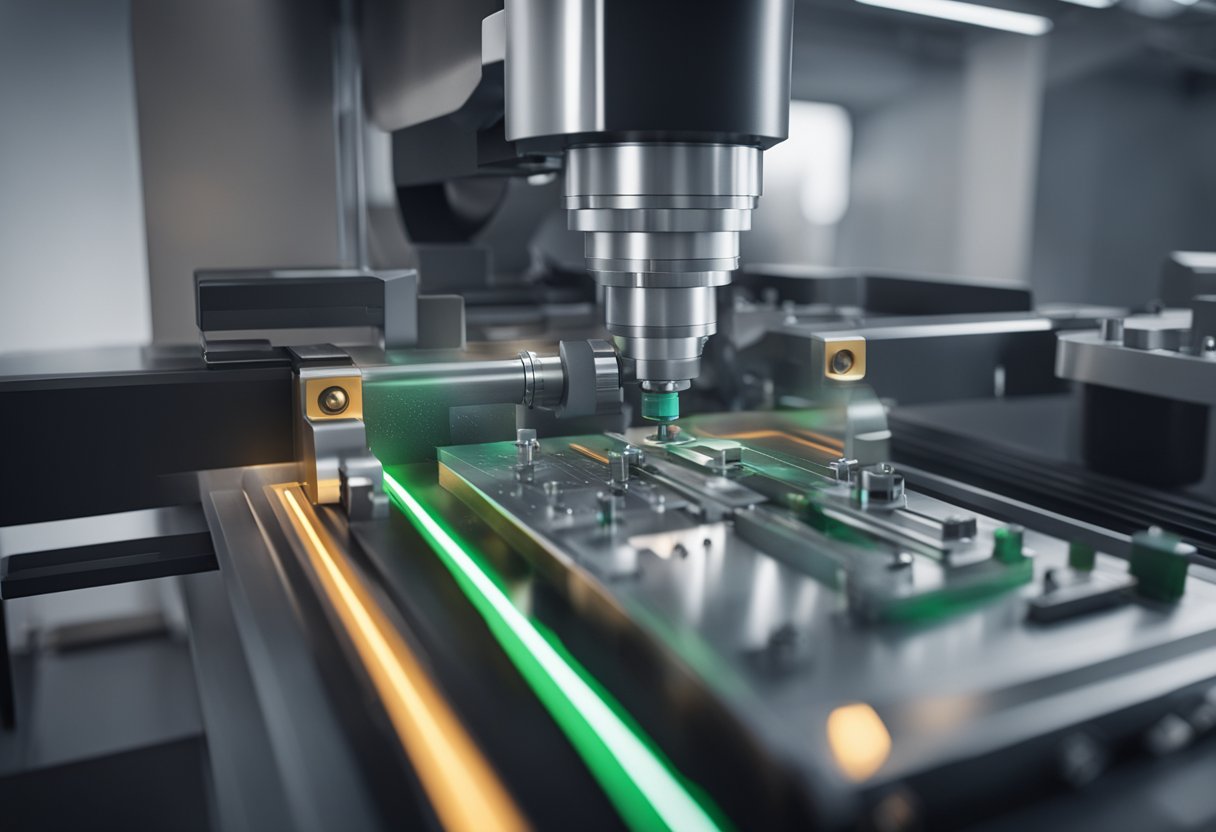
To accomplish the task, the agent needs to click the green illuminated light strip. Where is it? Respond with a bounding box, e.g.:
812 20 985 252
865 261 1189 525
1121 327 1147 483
383 472 720 832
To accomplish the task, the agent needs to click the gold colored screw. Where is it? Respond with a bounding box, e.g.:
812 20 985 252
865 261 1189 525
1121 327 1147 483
831 349 855 375
319 386 350 415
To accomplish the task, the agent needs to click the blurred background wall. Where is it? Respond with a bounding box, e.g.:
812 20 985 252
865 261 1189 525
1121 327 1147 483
0 0 151 353
0 0 161 648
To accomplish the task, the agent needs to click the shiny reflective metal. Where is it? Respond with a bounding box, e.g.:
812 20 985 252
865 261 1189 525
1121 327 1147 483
810 335 867 383
515 428 539 467
1057 322 1216 406
340 456 389 520
296 366 383 511
519 350 565 409
607 450 629 491
319 386 350 415
856 463 905 505
503 0 792 146
1099 317 1125 342
556 339 621 417
304 375 364 422
363 339 618 418
434 420 1216 826
504 0 604 140
565 143 764 388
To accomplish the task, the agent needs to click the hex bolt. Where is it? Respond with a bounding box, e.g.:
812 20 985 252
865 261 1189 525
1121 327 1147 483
318 386 350 415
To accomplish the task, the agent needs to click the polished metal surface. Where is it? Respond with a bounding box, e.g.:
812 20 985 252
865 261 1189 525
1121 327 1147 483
566 143 765 387
435 417 1216 826
504 0 603 141
360 339 621 464
362 338 618 417
503 0 792 147
294 364 381 507
518 350 565 409
1057 317 1216 407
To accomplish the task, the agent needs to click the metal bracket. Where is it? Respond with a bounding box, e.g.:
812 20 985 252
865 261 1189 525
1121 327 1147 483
291 347 387 518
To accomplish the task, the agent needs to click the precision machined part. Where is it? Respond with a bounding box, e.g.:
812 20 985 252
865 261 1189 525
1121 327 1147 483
292 349 386 515
515 428 539 467
319 385 350 415
855 463 905 506
565 143 765 393
557 339 622 417
364 338 620 420
1100 317 1125 342
519 350 565 409
640 390 679 421
607 450 629 492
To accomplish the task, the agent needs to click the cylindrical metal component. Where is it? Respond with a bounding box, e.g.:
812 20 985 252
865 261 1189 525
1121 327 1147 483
597 490 616 526
557 339 622 416
362 358 530 405
566 144 763 209
520 351 566 409
608 450 629 491
640 390 679 422
363 340 619 430
856 463 905 505
566 143 764 387
504 0 793 148
1100 318 1125 343
515 428 538 466
503 0 793 391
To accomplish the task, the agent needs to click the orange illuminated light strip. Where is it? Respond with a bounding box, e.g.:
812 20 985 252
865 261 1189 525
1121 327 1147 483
278 487 527 832
568 443 610 464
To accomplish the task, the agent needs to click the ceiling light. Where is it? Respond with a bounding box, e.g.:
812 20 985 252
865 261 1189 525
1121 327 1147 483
856 0 1054 35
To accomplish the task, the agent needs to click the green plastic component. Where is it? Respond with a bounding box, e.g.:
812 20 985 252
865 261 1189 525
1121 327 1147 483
1069 541 1096 572
992 525 1025 564
1129 528 1193 602
641 391 679 422
878 557 1034 623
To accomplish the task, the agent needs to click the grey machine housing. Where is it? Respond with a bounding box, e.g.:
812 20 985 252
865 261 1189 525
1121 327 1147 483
363 0 795 391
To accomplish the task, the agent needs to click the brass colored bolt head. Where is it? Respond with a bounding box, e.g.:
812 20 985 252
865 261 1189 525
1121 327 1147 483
318 386 350 415
831 349 855 375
